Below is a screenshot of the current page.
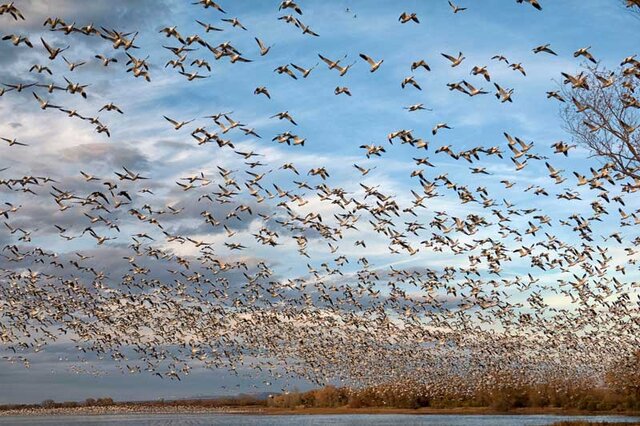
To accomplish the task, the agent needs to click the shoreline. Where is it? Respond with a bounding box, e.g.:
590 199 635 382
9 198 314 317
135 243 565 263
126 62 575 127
2 405 640 418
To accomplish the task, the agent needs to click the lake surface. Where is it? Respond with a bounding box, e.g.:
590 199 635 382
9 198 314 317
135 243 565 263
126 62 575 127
1 414 640 425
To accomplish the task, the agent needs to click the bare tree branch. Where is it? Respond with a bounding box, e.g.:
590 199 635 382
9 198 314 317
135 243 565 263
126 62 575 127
559 62 640 181
621 0 640 17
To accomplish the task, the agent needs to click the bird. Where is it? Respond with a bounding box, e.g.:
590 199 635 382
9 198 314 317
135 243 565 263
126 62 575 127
255 37 272 56
494 83 514 102
40 37 69 60
441 52 465 67
517 0 542 10
29 64 52 74
279 0 303 14
432 123 452 135
222 17 247 30
32 92 60 110
509 62 527 76
62 56 86 72
95 54 118 66
195 20 223 32
164 116 195 130
271 111 297 125
401 76 421 90
318 54 347 70
1 137 27 147
290 63 318 78
399 12 420 23
274 65 298 79
404 103 431 112
471 66 491 82
533 44 557 55
193 0 226 13
254 87 271 98
179 71 209 81
2 34 32 48
448 1 467 13
359 53 384 72
574 46 597 64
99 103 124 114
462 81 488 96
334 86 352 96
491 54 509 64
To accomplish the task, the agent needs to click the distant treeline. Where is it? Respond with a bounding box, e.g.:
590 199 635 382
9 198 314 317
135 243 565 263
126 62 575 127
0 394 266 412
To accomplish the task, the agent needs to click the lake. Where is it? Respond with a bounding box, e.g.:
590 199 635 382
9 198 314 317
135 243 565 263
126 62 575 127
1 414 640 425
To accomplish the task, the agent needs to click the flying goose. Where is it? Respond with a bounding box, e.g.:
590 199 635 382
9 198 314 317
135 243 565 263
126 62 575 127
2 34 32 47
533 44 557 55
399 12 420 23
470 66 491 81
359 53 384 72
193 0 226 13
95 54 118 66
573 46 597 64
1 137 27 147
255 37 272 56
290 63 318 78
99 103 124 114
404 103 431 112
254 87 271 98
441 52 465 67
494 83 514 103
401 76 421 90
334 86 352 96
222 17 247 30
448 1 467 13
318 53 347 70
32 92 60 110
164 116 195 130
279 0 303 14
40 37 69 60
271 111 297 125
29 64 52 74
62 56 86 72
509 62 526 76
195 20 223 32
274 65 297 79
411 59 431 71
516 0 542 10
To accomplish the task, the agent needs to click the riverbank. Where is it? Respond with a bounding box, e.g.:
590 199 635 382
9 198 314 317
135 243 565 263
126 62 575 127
2 404 640 418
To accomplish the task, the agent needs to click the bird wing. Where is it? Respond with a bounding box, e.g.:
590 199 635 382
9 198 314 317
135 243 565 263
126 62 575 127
40 37 53 54
441 53 455 62
359 53 374 66
163 116 178 125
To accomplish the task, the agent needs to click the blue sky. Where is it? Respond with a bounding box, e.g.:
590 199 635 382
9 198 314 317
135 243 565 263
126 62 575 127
0 0 639 404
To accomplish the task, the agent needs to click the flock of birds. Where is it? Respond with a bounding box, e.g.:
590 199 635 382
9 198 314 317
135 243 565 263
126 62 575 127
1 0 640 397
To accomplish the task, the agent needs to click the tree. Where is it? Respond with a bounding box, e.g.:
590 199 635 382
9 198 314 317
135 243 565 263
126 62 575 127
40 399 56 408
559 63 640 180
605 350 640 409
622 0 640 14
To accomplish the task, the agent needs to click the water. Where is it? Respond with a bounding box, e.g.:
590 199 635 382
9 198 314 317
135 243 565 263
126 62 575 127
0 414 639 426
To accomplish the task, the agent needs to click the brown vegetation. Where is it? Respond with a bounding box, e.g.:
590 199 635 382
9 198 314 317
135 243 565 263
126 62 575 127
268 353 640 412
552 423 640 426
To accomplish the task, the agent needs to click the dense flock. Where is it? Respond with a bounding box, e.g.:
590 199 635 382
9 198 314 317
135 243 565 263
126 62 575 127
1 0 640 397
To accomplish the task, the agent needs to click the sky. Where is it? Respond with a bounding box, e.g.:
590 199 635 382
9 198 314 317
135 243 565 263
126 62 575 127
0 0 639 404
